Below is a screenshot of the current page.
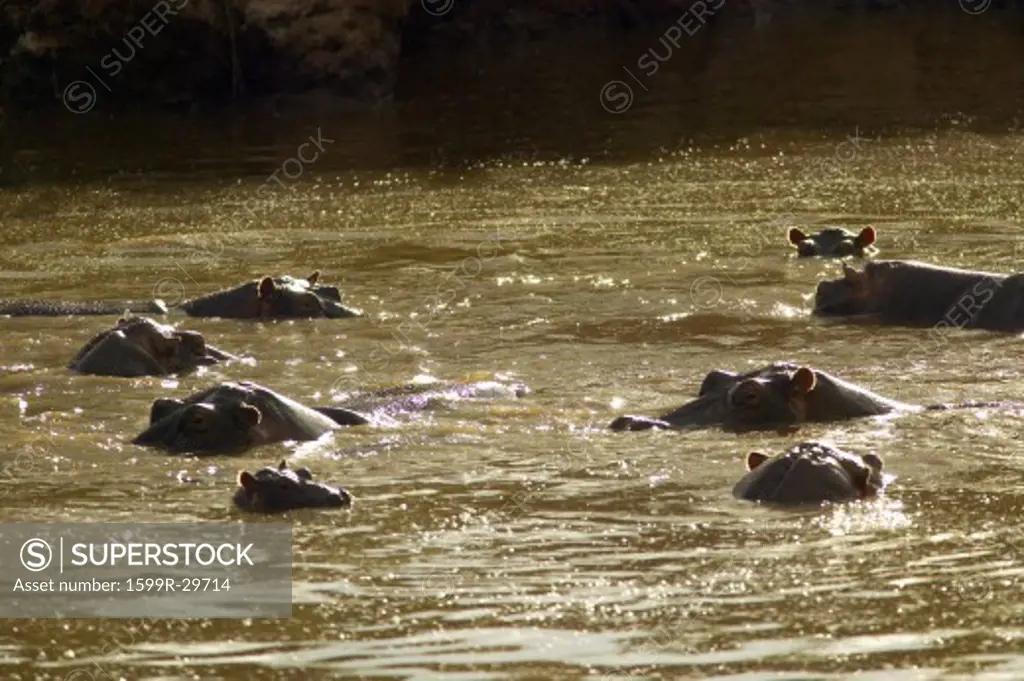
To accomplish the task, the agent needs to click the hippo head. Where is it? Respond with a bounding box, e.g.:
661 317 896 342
133 393 263 454
789 226 876 258
733 441 885 504
256 271 353 319
70 316 233 377
233 460 353 512
612 364 821 432
814 264 873 317
132 382 348 454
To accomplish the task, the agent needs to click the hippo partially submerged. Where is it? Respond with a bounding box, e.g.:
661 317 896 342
233 460 352 512
733 441 886 505
133 382 370 454
789 226 877 258
609 362 1012 433
0 271 360 319
331 378 530 418
814 260 1020 331
70 316 235 377
134 378 529 454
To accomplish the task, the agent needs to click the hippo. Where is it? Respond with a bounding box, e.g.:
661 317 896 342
69 316 235 377
0 271 361 319
609 362 1013 433
233 460 352 512
133 381 370 455
814 260 1021 331
331 378 530 418
733 441 886 504
789 226 877 258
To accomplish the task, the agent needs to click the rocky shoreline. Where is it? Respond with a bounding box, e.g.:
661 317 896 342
1 0 1020 112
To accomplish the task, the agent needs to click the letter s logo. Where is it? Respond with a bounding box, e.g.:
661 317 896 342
62 82 97 114
971 278 998 307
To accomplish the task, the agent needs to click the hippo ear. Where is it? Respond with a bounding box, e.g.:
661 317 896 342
854 226 876 248
238 471 258 492
789 367 817 396
150 398 184 424
307 271 320 286
788 227 809 245
234 404 262 428
258 277 276 300
277 459 288 471
295 467 313 480
699 370 738 397
746 452 770 471
862 453 883 472
842 263 867 282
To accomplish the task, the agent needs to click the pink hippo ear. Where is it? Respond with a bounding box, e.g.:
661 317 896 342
238 471 258 492
235 404 262 428
855 226 876 248
307 271 320 286
746 452 770 471
258 277 276 300
789 367 817 396
789 227 809 245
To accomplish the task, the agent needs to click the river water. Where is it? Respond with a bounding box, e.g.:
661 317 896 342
3 13 1024 681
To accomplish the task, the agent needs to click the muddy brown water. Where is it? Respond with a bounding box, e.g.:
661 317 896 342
4 15 1024 681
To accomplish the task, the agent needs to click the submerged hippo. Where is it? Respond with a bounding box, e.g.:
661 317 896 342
789 226 877 258
814 260 1020 331
69 316 234 377
609 362 1012 433
234 460 352 512
331 378 530 418
0 271 360 319
134 378 528 454
133 381 370 455
733 441 886 504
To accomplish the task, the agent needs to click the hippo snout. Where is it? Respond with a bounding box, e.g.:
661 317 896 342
609 415 672 431
797 241 819 257
131 420 176 448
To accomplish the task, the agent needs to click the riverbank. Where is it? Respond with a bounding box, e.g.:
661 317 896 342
1 0 1020 113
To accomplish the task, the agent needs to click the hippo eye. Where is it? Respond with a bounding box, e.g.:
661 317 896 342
730 384 762 409
181 408 213 434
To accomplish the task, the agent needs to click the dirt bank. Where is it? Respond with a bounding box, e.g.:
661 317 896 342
0 0 1019 111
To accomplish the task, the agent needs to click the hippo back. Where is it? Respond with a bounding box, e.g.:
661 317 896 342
867 261 1012 328
179 282 262 318
333 379 530 417
742 363 908 418
243 384 341 441
803 369 909 420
